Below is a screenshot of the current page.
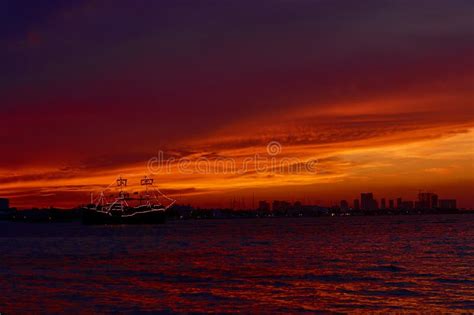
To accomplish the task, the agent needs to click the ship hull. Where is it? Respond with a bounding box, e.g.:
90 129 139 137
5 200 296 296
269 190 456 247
82 208 166 225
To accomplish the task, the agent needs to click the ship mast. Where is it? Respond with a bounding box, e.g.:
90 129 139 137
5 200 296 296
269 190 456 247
112 176 129 211
117 176 127 195
141 176 154 207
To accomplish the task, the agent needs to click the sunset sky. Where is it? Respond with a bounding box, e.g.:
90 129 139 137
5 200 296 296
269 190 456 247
1 0 473 209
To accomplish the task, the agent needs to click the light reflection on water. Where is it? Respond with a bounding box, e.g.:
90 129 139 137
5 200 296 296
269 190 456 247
0 215 473 313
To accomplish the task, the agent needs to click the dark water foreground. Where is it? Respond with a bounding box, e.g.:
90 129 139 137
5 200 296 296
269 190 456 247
0 215 473 313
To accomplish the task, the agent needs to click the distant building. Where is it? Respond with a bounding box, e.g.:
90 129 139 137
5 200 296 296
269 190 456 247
361 193 377 211
396 198 403 209
340 200 349 212
288 201 303 216
361 193 372 210
381 198 386 209
401 201 414 210
272 200 291 214
258 200 270 212
353 199 360 210
300 205 329 216
418 192 438 209
0 198 9 210
432 194 438 208
171 204 193 218
389 199 394 209
438 199 457 209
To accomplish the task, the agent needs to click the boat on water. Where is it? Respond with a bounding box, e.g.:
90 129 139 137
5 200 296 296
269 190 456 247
82 176 175 225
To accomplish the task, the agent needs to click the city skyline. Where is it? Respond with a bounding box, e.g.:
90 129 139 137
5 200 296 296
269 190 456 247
0 190 461 212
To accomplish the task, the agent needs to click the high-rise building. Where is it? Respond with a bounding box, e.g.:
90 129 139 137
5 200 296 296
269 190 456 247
381 198 386 209
361 193 377 211
340 200 349 212
353 199 360 210
418 192 438 209
361 193 372 210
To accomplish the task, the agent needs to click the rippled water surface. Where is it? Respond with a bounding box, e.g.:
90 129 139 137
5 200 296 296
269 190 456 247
0 215 473 313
